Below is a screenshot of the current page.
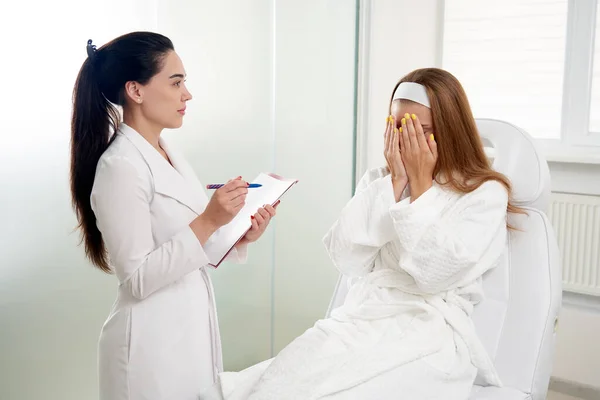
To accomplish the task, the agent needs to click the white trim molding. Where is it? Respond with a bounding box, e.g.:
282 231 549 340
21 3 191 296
354 0 372 186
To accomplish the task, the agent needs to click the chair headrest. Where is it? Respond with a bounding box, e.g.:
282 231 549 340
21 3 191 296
475 118 551 212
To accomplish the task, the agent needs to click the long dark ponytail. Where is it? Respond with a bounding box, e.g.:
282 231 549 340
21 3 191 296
70 32 174 273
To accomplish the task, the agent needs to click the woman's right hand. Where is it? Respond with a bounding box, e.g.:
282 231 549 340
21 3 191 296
203 177 248 228
384 115 408 201
191 177 248 244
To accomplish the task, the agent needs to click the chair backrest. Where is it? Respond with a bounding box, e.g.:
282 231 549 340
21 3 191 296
326 119 562 400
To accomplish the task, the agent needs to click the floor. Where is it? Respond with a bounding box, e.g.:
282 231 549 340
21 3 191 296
546 391 585 400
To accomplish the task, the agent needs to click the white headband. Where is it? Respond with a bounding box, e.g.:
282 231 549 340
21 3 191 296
392 82 431 108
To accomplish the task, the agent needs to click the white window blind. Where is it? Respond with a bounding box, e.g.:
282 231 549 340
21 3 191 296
442 0 569 139
589 2 600 133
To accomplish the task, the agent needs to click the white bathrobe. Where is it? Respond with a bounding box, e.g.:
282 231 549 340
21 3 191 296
202 167 507 400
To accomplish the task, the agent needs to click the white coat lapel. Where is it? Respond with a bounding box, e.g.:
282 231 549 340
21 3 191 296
158 138 209 207
118 124 204 215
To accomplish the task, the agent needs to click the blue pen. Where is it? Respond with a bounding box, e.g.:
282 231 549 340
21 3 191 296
206 183 263 189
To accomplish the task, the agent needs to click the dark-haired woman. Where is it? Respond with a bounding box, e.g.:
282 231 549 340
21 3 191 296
70 31 277 400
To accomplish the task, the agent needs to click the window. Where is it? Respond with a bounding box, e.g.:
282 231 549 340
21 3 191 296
442 0 600 155
590 2 600 133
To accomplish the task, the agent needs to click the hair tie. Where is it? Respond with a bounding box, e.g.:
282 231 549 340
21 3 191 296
86 39 97 61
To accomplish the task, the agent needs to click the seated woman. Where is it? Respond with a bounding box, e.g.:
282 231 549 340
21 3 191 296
201 68 522 400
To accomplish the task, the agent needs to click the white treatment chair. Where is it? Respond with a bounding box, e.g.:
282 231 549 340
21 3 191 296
326 119 563 400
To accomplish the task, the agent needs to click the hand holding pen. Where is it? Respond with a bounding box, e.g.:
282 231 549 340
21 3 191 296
201 177 249 228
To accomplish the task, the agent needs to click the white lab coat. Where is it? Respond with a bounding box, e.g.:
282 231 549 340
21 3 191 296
91 123 246 400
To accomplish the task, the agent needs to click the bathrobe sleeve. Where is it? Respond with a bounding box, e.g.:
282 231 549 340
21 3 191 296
323 167 405 277
390 180 509 294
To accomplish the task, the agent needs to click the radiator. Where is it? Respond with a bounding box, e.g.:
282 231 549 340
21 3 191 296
548 193 600 296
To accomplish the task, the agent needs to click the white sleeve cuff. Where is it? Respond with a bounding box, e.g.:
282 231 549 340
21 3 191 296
177 225 212 268
226 242 249 264
375 175 397 208
389 185 447 250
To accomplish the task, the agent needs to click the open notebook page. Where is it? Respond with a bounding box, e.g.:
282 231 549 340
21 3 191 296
203 173 298 267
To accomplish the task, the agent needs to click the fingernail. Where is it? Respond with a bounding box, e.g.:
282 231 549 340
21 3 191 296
399 127 403 133
401 118 406 125
404 113 410 119
411 114 416 120
430 134 435 141
394 128 399 134
251 215 255 219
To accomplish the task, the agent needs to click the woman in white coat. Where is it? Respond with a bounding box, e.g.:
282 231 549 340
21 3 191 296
69 32 276 400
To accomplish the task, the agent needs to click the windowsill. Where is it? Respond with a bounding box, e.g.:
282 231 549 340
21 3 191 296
544 152 600 165
537 142 600 165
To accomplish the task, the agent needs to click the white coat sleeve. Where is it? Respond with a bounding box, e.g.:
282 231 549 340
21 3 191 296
323 168 403 278
91 156 211 299
225 243 248 264
389 180 508 294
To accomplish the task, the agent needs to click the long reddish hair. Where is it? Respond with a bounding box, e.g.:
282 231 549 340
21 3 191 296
389 68 525 227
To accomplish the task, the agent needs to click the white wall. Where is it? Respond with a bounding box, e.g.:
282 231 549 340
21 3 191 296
548 163 600 388
157 0 276 372
159 0 357 365
360 0 600 390
160 0 357 362
270 0 357 353
0 2 159 399
552 296 600 388
360 0 441 172
0 1 357 399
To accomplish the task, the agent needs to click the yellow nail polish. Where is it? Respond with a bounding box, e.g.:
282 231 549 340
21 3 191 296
399 127 403 133
404 113 410 119
401 118 406 125
430 134 435 141
411 114 417 120
386 116 390 123
394 128 399 134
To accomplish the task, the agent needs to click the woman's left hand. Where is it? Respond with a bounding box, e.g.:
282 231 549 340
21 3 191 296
237 201 279 245
400 113 438 201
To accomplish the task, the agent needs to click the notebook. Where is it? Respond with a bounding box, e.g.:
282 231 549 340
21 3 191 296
204 173 298 268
